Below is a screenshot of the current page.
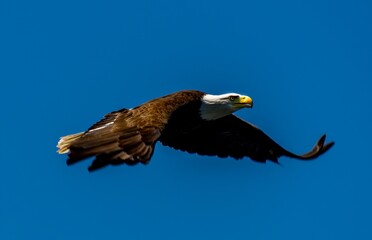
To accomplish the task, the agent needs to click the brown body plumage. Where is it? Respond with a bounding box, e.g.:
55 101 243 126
57 90 334 171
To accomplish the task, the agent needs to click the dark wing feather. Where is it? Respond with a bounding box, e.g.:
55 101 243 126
66 109 161 171
68 126 161 171
87 127 160 171
160 115 334 163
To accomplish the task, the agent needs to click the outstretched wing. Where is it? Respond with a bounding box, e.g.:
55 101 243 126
59 109 161 171
160 115 334 163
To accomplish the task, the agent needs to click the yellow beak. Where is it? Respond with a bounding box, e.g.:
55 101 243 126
234 95 253 108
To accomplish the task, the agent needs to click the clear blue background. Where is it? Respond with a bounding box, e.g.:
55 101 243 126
1 0 371 239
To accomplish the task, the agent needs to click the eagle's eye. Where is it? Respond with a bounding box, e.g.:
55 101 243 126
229 96 238 101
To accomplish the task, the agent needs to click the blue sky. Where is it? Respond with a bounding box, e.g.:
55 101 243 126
1 0 371 239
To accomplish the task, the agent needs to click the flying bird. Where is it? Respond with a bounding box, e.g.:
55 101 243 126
57 90 334 171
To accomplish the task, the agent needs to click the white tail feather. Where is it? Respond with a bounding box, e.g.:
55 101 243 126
57 132 84 154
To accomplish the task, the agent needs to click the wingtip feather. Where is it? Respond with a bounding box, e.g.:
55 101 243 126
284 134 334 160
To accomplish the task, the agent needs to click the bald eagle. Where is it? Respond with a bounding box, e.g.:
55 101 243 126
57 90 334 171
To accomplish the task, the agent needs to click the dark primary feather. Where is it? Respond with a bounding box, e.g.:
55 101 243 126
160 114 334 163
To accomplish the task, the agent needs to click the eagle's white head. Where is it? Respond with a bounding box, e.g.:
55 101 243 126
200 93 253 120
